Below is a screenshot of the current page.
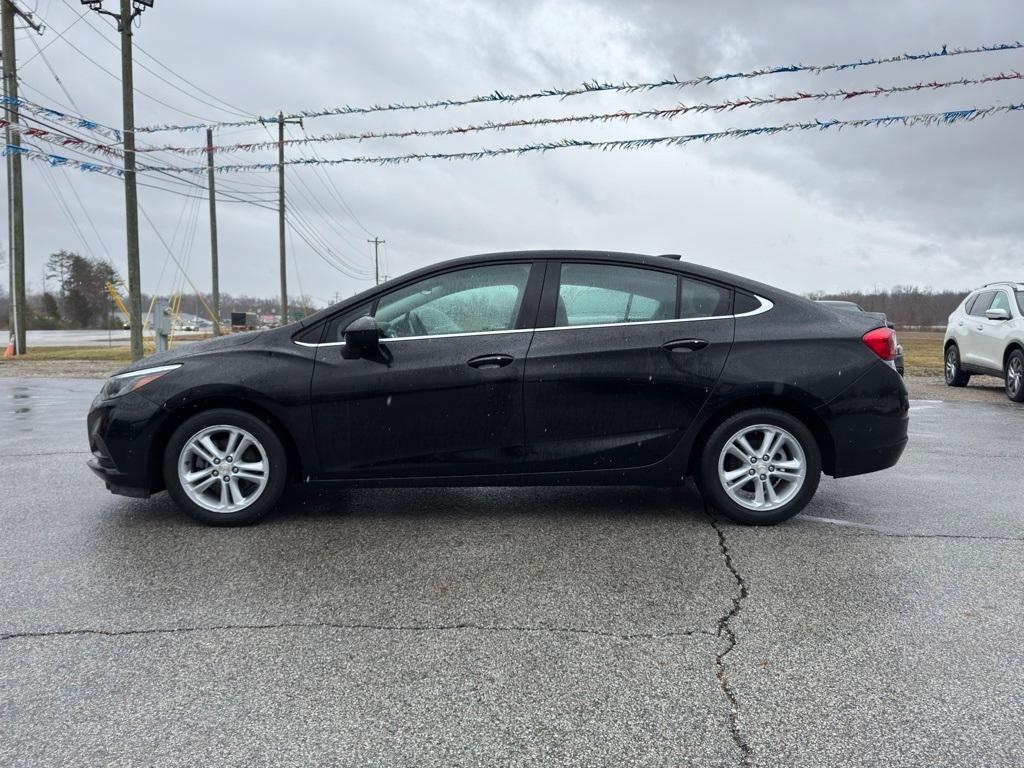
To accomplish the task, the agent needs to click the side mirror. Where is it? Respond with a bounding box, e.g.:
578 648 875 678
343 315 381 354
986 307 1010 321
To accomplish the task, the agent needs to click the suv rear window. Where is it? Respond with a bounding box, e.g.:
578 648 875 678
968 291 996 317
1017 290 1024 315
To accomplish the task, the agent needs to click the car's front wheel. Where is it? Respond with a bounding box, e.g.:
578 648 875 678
163 408 288 525
698 409 821 525
945 344 970 387
1006 349 1024 402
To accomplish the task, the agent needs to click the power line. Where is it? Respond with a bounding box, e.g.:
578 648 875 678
53 0 255 119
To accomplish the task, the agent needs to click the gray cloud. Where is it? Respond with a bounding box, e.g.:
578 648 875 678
8 0 1023 308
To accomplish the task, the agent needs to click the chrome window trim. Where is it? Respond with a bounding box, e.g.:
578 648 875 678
293 294 774 347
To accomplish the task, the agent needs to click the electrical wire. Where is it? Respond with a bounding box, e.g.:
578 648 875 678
54 0 256 120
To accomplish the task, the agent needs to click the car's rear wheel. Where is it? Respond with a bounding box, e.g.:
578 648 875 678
698 409 821 525
163 408 288 525
945 345 970 387
1006 349 1024 402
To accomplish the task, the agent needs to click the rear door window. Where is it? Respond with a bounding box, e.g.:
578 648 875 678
556 263 678 327
968 291 996 317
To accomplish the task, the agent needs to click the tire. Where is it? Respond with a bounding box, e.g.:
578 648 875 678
944 344 970 387
698 409 821 525
1006 349 1024 403
163 408 288 526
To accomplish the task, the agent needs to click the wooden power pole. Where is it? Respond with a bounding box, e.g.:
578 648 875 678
1 0 41 355
82 0 158 360
206 127 220 335
273 112 301 324
367 237 385 285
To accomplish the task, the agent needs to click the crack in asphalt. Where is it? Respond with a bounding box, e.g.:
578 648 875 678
6 450 91 457
801 516 1023 541
0 621 715 645
706 508 753 768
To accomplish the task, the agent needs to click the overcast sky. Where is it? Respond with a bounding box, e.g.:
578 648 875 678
7 0 1023 308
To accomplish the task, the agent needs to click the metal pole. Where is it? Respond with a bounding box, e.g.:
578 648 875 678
277 112 287 324
119 0 143 360
206 127 220 336
2 0 26 354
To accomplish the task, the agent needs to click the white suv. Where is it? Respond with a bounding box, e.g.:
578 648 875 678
944 282 1024 402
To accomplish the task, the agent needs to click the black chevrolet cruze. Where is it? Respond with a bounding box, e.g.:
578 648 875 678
87 251 909 526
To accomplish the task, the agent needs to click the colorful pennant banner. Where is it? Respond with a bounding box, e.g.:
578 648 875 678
131 40 1024 133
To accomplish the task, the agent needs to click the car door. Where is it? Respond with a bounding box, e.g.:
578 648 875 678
310 261 542 479
974 289 1015 370
522 260 735 472
960 290 996 369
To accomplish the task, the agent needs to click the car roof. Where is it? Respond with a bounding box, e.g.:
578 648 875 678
299 249 802 328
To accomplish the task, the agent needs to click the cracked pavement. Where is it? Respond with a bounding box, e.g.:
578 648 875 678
1 378 1022 767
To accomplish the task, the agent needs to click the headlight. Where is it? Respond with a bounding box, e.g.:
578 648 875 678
101 364 181 399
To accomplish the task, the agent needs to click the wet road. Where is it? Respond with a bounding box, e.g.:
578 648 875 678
1 378 1021 768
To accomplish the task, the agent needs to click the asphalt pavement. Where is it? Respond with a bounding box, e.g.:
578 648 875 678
0 378 1021 768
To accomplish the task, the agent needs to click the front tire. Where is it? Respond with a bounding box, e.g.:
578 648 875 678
163 408 288 526
698 409 821 525
1006 349 1024 402
945 345 970 387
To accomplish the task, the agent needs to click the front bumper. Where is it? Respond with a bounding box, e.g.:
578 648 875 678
87 390 166 497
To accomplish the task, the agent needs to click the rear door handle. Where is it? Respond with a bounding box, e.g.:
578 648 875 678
662 338 709 353
467 353 514 369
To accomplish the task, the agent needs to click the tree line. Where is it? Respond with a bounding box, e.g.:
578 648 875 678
0 250 319 330
807 286 970 328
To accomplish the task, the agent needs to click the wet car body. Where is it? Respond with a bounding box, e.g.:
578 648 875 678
88 251 909 522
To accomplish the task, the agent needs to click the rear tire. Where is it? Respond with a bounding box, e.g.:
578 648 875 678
698 409 821 525
1006 349 1024 403
945 345 970 387
163 408 288 526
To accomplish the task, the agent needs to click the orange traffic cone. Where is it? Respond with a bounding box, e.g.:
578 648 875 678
3 339 14 358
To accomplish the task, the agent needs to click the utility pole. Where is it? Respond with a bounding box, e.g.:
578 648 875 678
277 112 286 324
82 0 158 361
272 111 301 324
367 237 385 285
1 0 41 355
205 127 220 335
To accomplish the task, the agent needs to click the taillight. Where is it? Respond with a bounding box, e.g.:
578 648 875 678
862 327 897 361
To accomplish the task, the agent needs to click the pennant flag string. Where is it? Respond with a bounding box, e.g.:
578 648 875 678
0 96 123 142
7 103 1022 175
131 39 1024 133
12 71 1022 160
122 70 1021 155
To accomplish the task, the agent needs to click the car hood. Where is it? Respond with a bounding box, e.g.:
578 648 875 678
112 331 263 376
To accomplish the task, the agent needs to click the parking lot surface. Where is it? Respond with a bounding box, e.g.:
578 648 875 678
1 378 1021 767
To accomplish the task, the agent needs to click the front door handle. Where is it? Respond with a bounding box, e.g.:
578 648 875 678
467 353 514 370
663 338 710 353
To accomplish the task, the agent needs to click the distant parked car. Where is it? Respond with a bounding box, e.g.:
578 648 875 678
943 281 1024 402
816 300 905 376
88 250 908 527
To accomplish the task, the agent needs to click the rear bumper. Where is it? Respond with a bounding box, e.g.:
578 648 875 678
817 362 910 478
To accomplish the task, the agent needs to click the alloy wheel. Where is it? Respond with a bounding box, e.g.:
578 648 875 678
1008 356 1024 399
945 350 956 383
178 425 269 513
717 424 807 511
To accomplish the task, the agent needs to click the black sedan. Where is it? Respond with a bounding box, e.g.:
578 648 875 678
87 251 909 526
